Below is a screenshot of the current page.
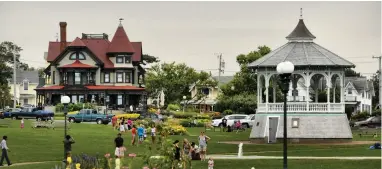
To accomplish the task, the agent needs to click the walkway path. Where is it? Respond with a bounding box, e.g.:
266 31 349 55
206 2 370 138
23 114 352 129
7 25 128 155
6 161 59 166
207 155 381 160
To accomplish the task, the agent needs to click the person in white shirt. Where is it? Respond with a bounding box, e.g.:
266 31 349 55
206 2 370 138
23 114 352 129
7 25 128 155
0 136 11 166
208 157 214 169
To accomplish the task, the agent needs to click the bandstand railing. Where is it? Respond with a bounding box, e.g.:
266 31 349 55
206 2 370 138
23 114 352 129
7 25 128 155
257 103 344 113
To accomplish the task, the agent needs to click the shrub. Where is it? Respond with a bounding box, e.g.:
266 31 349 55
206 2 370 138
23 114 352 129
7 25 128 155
55 103 64 112
223 109 233 115
166 104 180 111
351 111 370 121
160 110 174 116
172 112 197 119
179 119 211 127
148 107 157 114
115 113 140 120
372 109 381 116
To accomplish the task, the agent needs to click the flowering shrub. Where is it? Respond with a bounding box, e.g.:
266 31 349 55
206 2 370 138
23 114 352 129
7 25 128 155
148 107 157 114
179 119 211 127
115 113 140 119
68 111 79 115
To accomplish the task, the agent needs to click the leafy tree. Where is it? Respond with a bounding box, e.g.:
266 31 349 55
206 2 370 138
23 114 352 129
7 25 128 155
217 46 272 113
220 46 271 96
372 71 379 109
215 93 257 114
0 84 11 109
142 54 160 64
145 62 217 106
344 68 361 77
0 41 30 71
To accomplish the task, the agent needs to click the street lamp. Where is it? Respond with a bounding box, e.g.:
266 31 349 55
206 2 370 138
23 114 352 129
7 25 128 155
183 96 187 112
61 95 70 160
231 86 235 91
276 61 294 169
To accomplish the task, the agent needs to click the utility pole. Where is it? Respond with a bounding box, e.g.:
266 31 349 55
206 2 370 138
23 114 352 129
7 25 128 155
372 56 382 115
216 53 225 87
13 53 18 108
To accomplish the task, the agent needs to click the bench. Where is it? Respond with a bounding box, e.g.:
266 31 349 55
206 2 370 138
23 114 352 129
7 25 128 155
0 120 11 128
52 121 70 130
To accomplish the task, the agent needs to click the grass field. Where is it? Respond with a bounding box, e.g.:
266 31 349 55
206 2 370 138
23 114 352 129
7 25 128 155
0 119 380 169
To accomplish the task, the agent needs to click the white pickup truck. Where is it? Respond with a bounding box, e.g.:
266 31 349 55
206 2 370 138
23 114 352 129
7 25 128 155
212 114 255 128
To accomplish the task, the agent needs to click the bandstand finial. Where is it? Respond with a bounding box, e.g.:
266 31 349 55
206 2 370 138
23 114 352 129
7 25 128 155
300 8 303 19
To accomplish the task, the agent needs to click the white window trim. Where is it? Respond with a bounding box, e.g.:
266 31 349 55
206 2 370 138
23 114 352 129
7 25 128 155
23 79 29 90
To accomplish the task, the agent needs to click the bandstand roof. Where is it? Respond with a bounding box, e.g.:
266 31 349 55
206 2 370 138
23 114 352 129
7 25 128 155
248 18 355 69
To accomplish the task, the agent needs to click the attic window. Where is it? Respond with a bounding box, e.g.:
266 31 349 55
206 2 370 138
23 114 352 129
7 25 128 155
70 52 86 60
348 89 352 94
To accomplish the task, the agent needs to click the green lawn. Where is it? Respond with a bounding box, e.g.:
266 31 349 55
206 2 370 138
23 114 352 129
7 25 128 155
0 119 380 169
7 160 382 169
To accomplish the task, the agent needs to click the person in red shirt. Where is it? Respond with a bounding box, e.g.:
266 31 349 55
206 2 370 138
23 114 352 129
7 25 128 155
112 116 117 130
131 125 137 146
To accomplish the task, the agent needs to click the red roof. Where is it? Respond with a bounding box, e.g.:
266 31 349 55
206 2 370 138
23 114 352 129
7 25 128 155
59 60 96 68
132 42 142 62
36 85 64 90
85 85 145 90
68 37 86 47
46 24 143 68
107 25 135 53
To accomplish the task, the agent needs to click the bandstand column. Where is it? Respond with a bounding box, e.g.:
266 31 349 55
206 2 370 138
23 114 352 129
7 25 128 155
327 84 331 112
332 83 336 103
306 79 310 111
340 76 345 112
265 78 269 112
273 79 276 103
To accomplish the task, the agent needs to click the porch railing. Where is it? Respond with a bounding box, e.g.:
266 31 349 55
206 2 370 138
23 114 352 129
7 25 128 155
344 96 357 102
258 102 344 113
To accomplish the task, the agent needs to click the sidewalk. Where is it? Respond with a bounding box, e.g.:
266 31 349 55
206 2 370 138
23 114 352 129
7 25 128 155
207 155 381 160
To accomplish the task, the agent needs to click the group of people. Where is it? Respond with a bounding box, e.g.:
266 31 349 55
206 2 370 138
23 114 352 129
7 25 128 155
112 117 157 145
172 131 213 168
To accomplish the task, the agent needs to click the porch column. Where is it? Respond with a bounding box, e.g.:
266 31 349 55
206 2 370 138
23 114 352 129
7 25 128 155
340 76 344 112
292 75 298 102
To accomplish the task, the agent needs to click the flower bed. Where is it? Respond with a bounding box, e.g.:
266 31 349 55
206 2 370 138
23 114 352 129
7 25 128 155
115 113 140 119
133 119 188 135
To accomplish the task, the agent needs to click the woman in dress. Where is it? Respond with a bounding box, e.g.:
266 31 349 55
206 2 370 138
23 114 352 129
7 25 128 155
198 131 210 161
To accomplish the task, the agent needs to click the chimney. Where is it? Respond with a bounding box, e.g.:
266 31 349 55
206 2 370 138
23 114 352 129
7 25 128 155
59 22 67 52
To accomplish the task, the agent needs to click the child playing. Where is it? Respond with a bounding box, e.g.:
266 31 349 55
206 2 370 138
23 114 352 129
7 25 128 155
151 125 156 144
131 125 137 145
143 126 147 140
208 157 214 169
119 122 125 133
20 118 24 129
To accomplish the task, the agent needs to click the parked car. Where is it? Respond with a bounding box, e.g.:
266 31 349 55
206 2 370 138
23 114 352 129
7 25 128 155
212 114 251 128
3 108 22 118
67 109 114 125
354 116 381 128
8 107 54 121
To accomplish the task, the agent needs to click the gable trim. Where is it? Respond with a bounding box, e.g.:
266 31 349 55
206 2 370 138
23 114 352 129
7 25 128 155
51 47 103 66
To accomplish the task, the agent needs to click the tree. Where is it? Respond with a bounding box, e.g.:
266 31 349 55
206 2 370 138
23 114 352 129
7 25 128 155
142 54 160 64
0 84 11 109
145 62 217 106
344 68 361 77
216 46 272 113
372 71 379 109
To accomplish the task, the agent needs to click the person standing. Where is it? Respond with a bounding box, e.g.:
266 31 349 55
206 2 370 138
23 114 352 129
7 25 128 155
222 117 227 132
137 125 144 144
198 132 210 161
112 116 117 130
0 136 11 166
114 133 124 157
131 125 137 146
63 135 75 160
127 118 132 130
151 124 156 144
20 118 24 129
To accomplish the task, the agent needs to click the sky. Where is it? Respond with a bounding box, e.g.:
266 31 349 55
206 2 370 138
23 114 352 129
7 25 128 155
0 1 380 77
